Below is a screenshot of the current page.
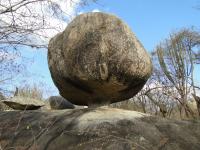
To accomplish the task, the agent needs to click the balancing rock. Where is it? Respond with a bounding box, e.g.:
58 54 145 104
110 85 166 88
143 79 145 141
48 12 152 106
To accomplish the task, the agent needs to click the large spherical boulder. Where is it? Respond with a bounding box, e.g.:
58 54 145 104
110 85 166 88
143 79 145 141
48 12 152 106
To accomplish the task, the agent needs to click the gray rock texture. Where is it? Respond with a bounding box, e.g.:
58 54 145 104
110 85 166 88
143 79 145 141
0 108 200 150
0 101 13 111
48 96 75 109
0 92 11 111
48 12 152 106
2 96 45 110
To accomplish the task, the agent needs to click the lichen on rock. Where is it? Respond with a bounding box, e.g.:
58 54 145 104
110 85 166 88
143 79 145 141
48 12 152 106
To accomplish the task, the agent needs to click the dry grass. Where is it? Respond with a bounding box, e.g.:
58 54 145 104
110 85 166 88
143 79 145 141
109 99 199 120
16 84 44 100
109 99 144 112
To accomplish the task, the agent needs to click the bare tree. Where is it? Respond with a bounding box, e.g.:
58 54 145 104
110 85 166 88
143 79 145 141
131 51 178 118
0 0 97 48
0 0 97 93
156 28 200 118
137 78 176 118
192 94 200 116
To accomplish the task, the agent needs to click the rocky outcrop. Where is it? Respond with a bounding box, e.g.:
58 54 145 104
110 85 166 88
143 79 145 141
48 96 75 109
0 92 12 111
0 108 200 150
1 96 45 110
48 12 152 106
0 101 13 111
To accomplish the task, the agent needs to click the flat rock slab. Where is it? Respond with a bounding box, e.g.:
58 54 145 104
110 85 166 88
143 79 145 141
0 108 200 150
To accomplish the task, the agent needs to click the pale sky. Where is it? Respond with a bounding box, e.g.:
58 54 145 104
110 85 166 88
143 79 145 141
14 0 200 97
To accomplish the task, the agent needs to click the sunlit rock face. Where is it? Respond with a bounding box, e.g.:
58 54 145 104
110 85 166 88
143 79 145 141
48 12 152 106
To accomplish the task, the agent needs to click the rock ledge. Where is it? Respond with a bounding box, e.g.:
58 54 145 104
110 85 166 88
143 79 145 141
1 108 200 150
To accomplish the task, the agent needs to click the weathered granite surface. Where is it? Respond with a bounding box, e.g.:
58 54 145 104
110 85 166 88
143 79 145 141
48 12 152 106
1 96 45 110
0 108 200 150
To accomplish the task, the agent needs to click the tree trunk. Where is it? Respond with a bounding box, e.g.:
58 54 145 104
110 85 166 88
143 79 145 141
180 94 195 118
192 94 200 117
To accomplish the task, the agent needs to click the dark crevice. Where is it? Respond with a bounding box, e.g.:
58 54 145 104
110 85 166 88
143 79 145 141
63 77 93 94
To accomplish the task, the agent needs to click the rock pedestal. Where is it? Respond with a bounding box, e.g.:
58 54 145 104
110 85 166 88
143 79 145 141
1 108 200 150
48 12 152 106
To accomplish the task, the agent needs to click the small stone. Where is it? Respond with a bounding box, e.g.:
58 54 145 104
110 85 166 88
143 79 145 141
48 96 75 110
139 136 146 142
